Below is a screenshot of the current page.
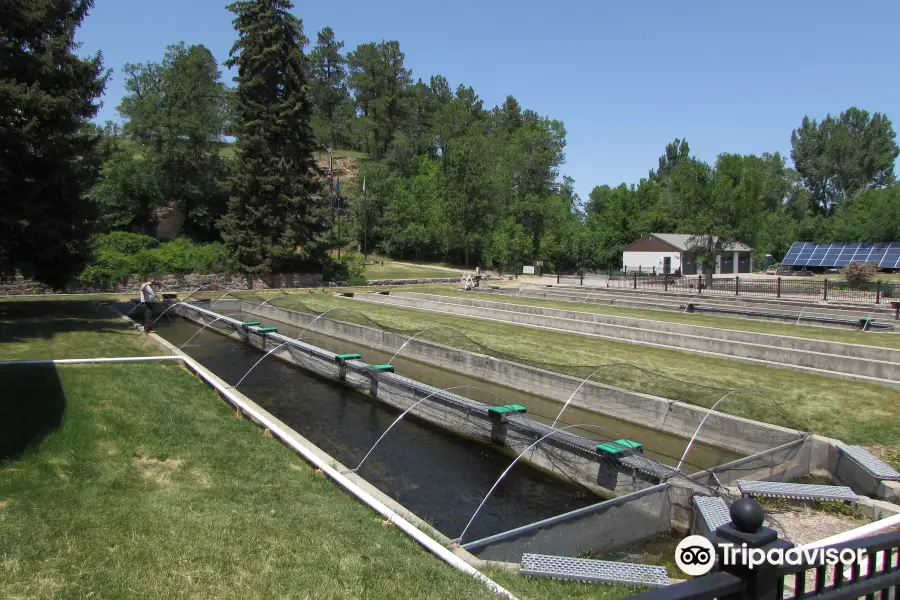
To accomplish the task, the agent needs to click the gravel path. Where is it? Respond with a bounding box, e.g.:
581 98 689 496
766 508 868 545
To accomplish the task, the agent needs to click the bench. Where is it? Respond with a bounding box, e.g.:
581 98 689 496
520 553 669 588
737 480 858 505
838 445 900 481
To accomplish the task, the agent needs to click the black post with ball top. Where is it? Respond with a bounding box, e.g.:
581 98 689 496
708 498 794 600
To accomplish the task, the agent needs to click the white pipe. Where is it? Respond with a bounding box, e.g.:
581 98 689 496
0 356 183 366
792 513 900 582
173 351 518 599
796 513 900 550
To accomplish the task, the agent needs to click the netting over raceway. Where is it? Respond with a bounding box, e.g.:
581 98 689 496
232 291 804 434
161 295 800 540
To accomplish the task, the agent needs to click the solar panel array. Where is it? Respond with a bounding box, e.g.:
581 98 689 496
782 242 900 269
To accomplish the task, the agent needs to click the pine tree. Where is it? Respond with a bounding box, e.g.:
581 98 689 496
221 0 326 273
0 0 109 288
309 27 350 150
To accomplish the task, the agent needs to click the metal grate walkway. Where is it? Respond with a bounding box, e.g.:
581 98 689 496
520 553 670 588
693 495 732 533
839 445 900 481
737 480 858 504
618 454 679 480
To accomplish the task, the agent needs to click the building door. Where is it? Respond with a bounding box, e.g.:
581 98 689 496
663 256 671 275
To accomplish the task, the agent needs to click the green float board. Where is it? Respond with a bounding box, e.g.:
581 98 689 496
242 321 261 326
614 439 643 450
257 327 278 333
488 404 528 416
596 443 625 455
369 364 395 372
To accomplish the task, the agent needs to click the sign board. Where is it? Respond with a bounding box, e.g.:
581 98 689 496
522 266 535 275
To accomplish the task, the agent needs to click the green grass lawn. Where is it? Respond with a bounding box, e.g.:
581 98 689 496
398 285 900 350
0 299 159 360
0 299 634 599
364 261 465 280
255 293 900 454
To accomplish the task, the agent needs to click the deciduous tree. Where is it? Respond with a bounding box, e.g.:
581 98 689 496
116 43 229 239
791 108 899 215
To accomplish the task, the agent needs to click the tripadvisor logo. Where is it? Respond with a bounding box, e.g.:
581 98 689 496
675 536 717 576
675 535 867 577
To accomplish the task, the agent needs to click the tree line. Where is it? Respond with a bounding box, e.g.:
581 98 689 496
2 0 898 289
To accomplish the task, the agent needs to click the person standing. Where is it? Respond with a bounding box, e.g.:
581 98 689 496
139 277 157 333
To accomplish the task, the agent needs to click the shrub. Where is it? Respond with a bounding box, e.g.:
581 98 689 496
841 261 878 287
92 232 159 255
78 248 138 287
324 250 367 285
77 234 234 286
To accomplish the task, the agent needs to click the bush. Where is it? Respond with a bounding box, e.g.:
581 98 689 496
77 233 234 286
841 261 878 287
92 232 159 255
324 250 367 285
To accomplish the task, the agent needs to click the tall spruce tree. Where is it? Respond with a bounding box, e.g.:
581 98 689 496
221 0 325 272
309 27 350 150
0 0 108 288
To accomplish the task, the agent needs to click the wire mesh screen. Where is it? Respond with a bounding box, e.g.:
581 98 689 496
462 483 673 562
692 437 812 488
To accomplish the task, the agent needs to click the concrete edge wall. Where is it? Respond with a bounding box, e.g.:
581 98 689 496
394 291 900 363
359 293 900 384
809 435 900 504
504 288 890 332
236 299 803 456
497 286 895 318
486 285 894 317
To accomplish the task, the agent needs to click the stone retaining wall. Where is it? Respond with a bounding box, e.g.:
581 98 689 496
0 273 478 296
0 273 324 295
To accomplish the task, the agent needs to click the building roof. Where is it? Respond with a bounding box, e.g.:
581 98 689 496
650 233 753 252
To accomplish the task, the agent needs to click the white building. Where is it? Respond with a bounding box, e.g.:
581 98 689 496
622 233 754 275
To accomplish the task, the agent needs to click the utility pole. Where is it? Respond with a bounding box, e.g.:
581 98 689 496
336 178 342 262
363 174 367 258
328 147 334 257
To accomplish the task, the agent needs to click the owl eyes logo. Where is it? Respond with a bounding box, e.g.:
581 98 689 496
675 536 716 576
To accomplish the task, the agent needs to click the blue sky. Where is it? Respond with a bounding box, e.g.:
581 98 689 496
77 0 900 203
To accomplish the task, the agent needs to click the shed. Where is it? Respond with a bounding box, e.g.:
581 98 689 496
622 233 754 275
